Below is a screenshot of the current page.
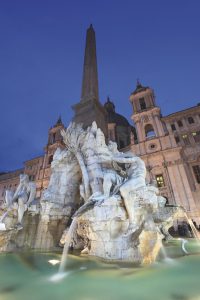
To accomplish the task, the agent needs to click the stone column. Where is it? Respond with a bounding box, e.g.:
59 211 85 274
136 122 144 142
154 115 164 137
167 165 182 206
177 164 197 212
167 162 198 215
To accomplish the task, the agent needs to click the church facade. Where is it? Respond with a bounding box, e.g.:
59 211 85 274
0 25 200 223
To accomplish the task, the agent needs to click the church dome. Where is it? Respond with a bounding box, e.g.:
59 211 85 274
104 97 130 126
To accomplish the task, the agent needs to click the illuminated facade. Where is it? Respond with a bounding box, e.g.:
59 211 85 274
0 25 200 223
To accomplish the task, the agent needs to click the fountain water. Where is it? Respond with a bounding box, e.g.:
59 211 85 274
50 217 78 282
145 212 173 264
58 217 77 273
180 238 189 254
184 213 200 241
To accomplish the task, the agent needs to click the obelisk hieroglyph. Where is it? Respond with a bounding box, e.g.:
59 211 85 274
72 25 107 138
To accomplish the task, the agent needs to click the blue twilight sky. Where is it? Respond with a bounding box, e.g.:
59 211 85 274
0 0 200 171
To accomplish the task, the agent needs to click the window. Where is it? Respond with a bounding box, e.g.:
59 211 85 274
171 124 176 131
50 133 56 144
156 174 165 187
150 144 156 149
175 136 180 144
192 165 200 183
188 117 194 124
177 120 183 127
192 131 200 143
182 134 190 145
139 97 146 110
145 124 156 138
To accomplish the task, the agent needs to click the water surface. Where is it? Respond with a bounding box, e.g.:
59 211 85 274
0 240 200 300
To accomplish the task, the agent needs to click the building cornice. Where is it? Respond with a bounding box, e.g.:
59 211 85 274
162 105 200 121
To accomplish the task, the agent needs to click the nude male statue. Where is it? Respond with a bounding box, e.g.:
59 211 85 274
99 151 146 233
96 141 125 198
5 174 36 230
112 152 146 233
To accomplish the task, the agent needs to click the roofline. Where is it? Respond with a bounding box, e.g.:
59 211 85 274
24 154 44 163
162 105 200 119
0 168 24 181
0 168 24 174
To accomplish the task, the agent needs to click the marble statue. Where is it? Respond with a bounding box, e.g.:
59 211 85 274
1 174 36 230
61 123 90 200
99 141 126 198
98 149 148 233
111 152 147 234
42 148 81 207
81 123 104 196
153 196 185 241
0 121 184 263
54 122 181 263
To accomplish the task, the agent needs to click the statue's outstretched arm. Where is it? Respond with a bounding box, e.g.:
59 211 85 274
98 154 112 163
112 156 137 164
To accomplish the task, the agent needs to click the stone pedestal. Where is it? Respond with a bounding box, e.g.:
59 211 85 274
72 99 108 139
77 196 163 264
0 202 71 252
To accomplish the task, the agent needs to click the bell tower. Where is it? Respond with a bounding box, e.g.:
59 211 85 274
130 81 166 144
45 116 65 166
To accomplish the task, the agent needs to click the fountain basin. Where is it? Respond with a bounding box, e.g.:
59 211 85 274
0 242 200 300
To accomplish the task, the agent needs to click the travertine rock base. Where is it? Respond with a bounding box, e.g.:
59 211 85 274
0 202 71 252
77 196 163 264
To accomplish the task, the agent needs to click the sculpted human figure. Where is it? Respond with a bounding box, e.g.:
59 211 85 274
2 174 36 230
42 148 81 206
114 153 146 233
154 196 185 241
100 151 146 233
99 141 125 198
82 125 103 197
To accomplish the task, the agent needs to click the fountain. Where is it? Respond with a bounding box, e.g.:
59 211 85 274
0 122 198 267
0 122 200 300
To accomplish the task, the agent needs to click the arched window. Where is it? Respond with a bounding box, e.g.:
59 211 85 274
52 133 56 143
145 124 156 138
139 97 146 110
188 117 194 124
177 120 183 127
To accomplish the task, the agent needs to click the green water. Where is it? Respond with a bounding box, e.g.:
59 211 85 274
0 240 200 300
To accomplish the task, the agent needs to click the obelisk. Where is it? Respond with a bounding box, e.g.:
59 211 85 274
72 25 107 137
